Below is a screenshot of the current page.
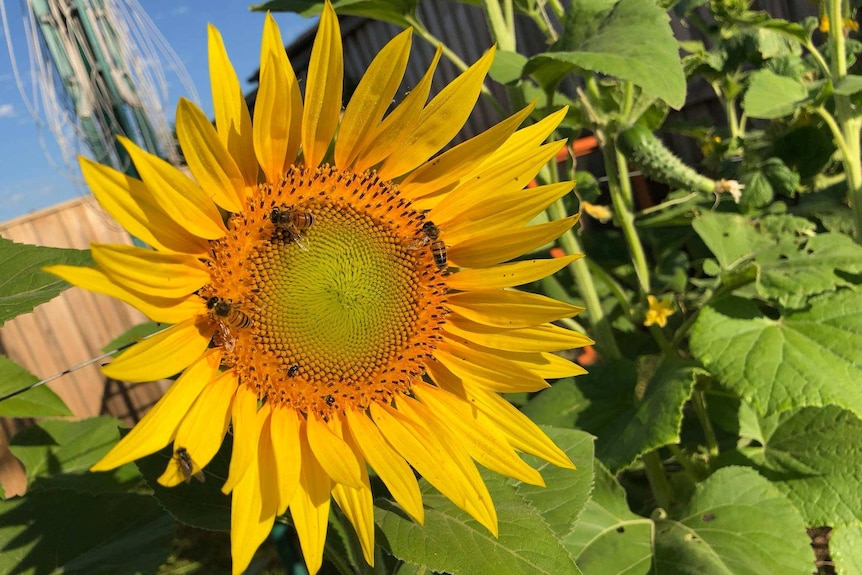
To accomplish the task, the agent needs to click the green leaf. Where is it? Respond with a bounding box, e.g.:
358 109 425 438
724 406 862 529
653 467 811 575
523 359 699 472
525 0 686 108
564 461 652 575
691 212 771 270
375 427 592 575
490 50 528 85
0 487 173 575
8 417 140 492
832 524 862 575
758 233 862 302
135 434 232 531
833 74 862 96
0 237 91 327
0 356 71 417
248 0 418 28
690 291 862 416
739 169 775 212
743 69 808 118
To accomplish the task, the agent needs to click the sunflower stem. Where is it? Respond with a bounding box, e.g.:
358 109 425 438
602 136 651 294
549 199 622 359
667 443 704 483
642 450 673 511
693 389 719 459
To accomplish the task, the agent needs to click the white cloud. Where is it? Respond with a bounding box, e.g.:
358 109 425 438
0 103 15 118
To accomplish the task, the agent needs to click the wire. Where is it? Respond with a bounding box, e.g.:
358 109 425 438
0 325 170 404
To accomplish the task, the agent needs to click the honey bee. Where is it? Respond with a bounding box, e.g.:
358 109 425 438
175 446 205 483
206 296 251 352
271 205 314 250
414 220 447 270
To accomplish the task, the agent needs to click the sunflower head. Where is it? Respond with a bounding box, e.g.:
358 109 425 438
46 4 590 573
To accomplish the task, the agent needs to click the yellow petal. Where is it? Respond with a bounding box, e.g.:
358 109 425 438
481 107 568 173
176 98 246 213
399 103 535 201
91 243 210 299
254 16 293 183
414 383 544 486
231 456 276 575
92 349 221 471
500 349 587 379
430 140 565 227
270 406 302 514
44 265 206 324
447 289 583 329
335 28 412 169
378 47 496 180
446 255 581 291
443 316 594 352
257 405 281 520
369 401 469 508
345 408 424 524
102 316 215 382
448 214 579 268
120 136 226 240
331 422 375 566
353 45 442 172
394 396 498 535
431 363 573 469
443 182 573 244
262 15 303 168
306 413 364 489
290 425 332 575
223 386 262 494
435 339 549 393
79 157 208 256
301 1 342 168
166 370 238 485
208 24 258 187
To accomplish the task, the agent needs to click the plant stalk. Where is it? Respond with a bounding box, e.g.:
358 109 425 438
642 450 673 511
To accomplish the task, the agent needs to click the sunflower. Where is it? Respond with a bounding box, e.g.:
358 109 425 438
46 4 591 573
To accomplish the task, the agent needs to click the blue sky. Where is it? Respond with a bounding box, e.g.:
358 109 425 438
0 1 315 222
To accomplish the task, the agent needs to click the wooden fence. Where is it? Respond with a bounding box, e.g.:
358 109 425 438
0 196 169 496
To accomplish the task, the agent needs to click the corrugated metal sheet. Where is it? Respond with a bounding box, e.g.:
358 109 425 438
0 196 169 496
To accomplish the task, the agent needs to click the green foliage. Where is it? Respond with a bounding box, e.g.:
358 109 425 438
691 291 862 416
653 467 812 574
249 0 419 28
375 427 592 575
525 0 686 108
0 356 71 417
0 236 91 327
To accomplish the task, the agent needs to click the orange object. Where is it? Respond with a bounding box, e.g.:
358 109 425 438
576 345 599 367
549 247 566 258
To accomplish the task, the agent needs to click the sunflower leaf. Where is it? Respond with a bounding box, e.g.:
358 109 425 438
564 461 653 575
690 291 862 417
653 467 811 575
248 0 419 28
0 236 92 328
524 0 686 108
8 417 140 493
831 524 862 575
717 405 862 529
522 359 700 472
0 355 71 417
375 427 593 575
0 486 174 575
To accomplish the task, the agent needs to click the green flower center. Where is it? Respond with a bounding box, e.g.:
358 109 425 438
255 202 420 381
